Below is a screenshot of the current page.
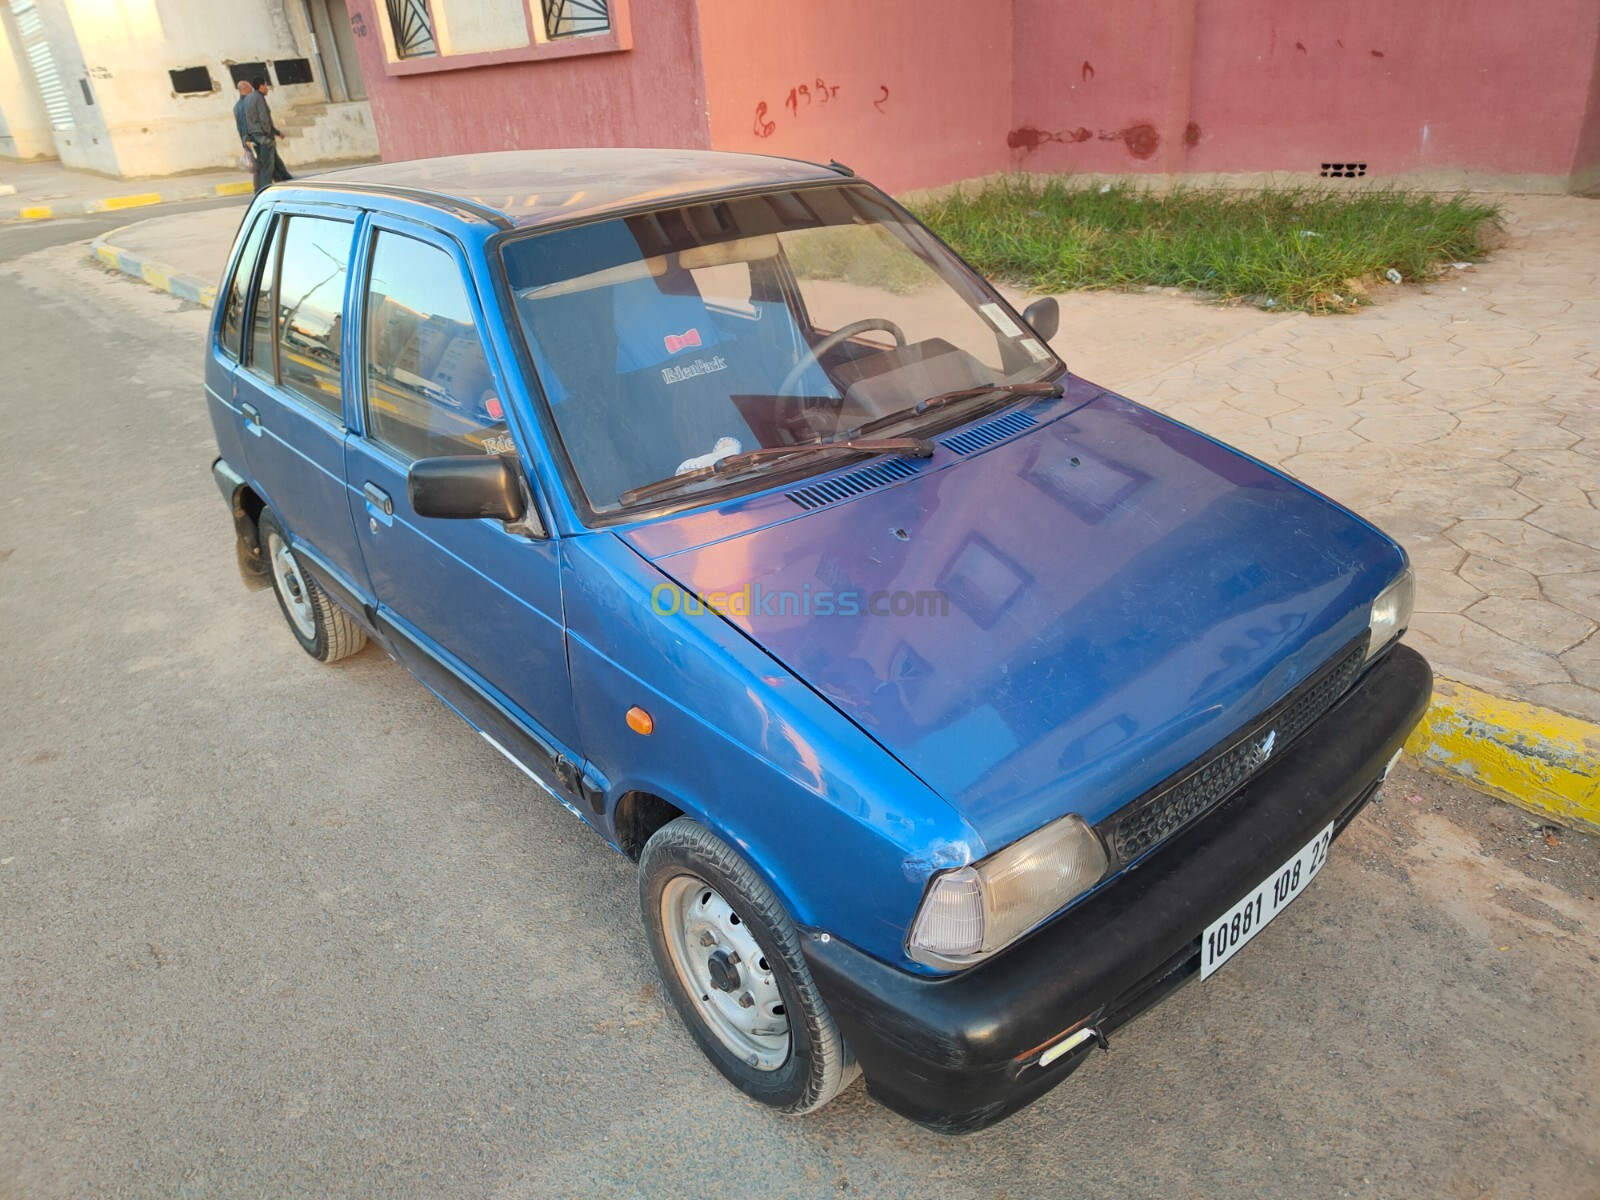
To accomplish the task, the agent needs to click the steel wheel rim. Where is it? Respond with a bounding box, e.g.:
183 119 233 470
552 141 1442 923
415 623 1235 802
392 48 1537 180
660 875 790 1071
266 529 316 639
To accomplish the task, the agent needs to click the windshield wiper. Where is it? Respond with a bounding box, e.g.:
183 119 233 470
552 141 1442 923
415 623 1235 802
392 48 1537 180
859 379 1065 435
619 437 934 506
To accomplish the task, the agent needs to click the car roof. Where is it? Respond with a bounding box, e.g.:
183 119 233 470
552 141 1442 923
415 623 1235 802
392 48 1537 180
307 148 847 229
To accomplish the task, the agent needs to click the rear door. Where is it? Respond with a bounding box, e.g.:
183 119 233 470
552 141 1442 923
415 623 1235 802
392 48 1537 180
233 205 369 605
207 207 271 474
343 218 583 800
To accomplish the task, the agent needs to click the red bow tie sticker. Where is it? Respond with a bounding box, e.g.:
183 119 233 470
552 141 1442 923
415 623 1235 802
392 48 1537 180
663 328 702 355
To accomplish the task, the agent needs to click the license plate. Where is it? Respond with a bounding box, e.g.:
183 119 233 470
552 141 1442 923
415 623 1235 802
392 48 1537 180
1201 821 1335 980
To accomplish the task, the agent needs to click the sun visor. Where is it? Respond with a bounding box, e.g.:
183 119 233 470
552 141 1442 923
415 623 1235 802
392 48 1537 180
677 235 780 271
519 255 668 299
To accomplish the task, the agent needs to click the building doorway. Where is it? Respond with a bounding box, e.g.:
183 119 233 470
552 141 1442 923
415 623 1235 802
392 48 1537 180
304 0 365 103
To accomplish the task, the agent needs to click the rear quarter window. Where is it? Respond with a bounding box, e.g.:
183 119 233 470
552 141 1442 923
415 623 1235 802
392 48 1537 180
219 212 269 361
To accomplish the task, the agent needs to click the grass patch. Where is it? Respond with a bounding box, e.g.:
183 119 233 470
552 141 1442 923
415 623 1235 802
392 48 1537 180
914 177 1502 312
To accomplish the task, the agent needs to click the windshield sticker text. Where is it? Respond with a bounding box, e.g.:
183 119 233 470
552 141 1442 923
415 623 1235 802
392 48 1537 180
661 355 728 385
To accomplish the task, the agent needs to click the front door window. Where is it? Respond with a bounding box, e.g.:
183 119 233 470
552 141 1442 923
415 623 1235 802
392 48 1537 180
364 231 510 460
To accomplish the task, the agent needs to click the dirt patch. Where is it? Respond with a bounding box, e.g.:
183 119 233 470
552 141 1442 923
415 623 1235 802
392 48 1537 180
1369 763 1600 904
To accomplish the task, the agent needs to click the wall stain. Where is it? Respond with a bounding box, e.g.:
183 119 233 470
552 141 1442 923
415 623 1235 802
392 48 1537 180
1371 49 1386 58
1184 121 1201 148
1294 41 1306 55
1082 61 1095 82
1007 125 1092 153
1007 126 1052 152
1122 123 1161 159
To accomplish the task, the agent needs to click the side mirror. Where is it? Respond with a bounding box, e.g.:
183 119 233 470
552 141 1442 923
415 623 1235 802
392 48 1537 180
1022 296 1059 342
409 454 526 522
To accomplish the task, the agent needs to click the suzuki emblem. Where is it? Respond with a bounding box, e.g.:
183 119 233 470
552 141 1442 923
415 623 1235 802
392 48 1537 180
1259 729 1278 760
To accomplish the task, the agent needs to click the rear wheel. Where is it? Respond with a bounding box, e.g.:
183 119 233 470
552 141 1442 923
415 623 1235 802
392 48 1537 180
258 510 366 663
639 817 857 1114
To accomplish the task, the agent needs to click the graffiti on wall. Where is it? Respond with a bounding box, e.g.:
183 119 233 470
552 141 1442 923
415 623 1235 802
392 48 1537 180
751 78 889 139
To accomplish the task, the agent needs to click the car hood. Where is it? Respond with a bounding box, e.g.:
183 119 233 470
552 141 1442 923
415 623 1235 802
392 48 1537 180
622 388 1403 851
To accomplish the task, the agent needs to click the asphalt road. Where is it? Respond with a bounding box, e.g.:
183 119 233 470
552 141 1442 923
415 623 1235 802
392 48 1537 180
0 198 245 263
2 223 1597 1200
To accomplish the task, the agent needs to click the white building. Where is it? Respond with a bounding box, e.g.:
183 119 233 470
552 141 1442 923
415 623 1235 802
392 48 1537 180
0 0 375 176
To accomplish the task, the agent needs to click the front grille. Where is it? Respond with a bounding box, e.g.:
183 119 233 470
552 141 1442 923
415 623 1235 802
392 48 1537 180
1099 638 1369 864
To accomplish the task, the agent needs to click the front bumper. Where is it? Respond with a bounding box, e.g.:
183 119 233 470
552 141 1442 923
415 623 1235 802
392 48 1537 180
801 642 1433 1133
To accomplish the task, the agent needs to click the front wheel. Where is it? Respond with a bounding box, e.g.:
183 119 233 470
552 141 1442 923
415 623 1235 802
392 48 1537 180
639 818 857 1114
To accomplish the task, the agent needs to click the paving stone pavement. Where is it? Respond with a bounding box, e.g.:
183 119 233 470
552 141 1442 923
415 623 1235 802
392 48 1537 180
1113 195 1600 722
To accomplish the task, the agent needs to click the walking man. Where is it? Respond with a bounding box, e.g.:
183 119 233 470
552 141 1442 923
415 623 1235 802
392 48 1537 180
253 77 294 182
240 78 278 193
232 79 255 172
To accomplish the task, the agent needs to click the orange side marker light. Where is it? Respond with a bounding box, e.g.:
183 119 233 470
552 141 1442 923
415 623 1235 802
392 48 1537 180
626 706 655 735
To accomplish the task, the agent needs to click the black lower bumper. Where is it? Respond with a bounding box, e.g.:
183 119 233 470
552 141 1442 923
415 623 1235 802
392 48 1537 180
802 642 1433 1133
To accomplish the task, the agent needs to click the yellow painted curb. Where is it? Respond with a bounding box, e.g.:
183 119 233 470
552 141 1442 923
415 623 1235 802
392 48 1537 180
1405 677 1600 833
93 192 164 212
20 205 52 219
214 181 253 196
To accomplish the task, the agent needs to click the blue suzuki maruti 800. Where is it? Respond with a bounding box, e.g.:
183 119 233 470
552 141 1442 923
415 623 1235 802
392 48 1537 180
205 150 1431 1132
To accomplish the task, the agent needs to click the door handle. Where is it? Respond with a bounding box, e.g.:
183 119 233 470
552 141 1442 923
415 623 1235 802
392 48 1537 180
240 402 261 433
363 482 393 516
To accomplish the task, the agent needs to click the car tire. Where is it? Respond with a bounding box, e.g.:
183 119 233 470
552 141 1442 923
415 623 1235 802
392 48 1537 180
640 817 858 1114
257 509 367 663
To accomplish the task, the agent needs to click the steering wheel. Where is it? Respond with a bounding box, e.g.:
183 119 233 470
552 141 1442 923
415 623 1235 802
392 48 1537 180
776 318 907 410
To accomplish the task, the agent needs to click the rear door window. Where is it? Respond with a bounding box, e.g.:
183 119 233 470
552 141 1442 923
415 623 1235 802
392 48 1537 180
274 215 353 419
245 217 283 379
219 213 269 361
363 231 507 460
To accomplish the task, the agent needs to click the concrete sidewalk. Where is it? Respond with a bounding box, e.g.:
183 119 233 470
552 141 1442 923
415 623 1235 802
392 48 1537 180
89 205 249 305
0 155 372 221
89 194 1600 826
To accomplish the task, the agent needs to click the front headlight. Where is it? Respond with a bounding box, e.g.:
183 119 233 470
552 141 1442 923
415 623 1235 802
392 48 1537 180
1366 567 1415 662
907 813 1108 969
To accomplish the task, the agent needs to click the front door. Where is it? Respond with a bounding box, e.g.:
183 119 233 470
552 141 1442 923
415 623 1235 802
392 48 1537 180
343 219 582 801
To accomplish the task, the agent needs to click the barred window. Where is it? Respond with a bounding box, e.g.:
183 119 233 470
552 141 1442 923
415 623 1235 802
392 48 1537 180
386 0 438 59
542 0 610 39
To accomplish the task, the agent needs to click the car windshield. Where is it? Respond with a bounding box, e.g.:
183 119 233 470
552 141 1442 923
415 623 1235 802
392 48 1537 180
499 183 1062 513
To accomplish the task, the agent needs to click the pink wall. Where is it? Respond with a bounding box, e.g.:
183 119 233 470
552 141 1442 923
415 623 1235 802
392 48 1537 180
343 0 711 162
1010 0 1600 181
688 0 1015 194
349 0 1600 191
